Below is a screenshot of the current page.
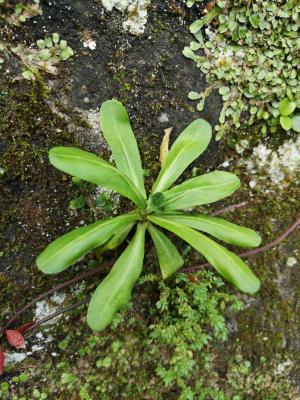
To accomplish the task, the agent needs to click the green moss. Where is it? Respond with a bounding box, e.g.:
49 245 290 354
2 266 298 399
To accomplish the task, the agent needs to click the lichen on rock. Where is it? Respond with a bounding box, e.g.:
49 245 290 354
242 136 300 188
102 0 151 35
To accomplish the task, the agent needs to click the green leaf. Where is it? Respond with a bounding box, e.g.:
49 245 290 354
291 114 300 133
37 213 139 274
278 98 296 116
165 214 261 248
45 37 53 48
189 6 222 33
96 193 113 211
49 147 146 208
152 119 212 194
52 33 60 44
60 46 74 61
87 223 146 331
188 91 201 100
96 223 135 256
36 39 45 49
249 14 260 28
151 192 165 209
190 41 201 51
280 116 292 131
219 86 230 95
60 40 67 50
158 171 240 211
190 19 205 34
100 100 146 198
147 223 184 279
22 70 35 81
39 49 50 61
69 195 85 209
149 215 260 294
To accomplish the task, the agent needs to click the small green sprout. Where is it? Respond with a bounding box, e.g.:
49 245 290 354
37 100 261 331
13 34 74 80
7 0 42 26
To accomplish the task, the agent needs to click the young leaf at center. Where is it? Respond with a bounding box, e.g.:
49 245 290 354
147 223 184 279
152 119 212 194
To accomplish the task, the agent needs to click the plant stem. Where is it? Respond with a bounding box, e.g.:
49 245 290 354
25 300 89 334
211 201 248 216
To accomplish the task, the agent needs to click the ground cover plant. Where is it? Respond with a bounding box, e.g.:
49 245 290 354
3 270 297 399
37 99 261 332
184 0 300 138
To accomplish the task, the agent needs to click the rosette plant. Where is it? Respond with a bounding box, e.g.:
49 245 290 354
37 100 261 331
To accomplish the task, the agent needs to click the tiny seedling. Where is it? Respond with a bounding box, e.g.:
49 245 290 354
12 33 74 81
7 0 42 26
37 100 261 331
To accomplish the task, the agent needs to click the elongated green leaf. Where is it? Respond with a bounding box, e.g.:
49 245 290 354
96 223 135 256
149 215 260 294
87 223 146 331
49 147 146 208
189 6 222 33
165 214 261 248
100 100 146 198
159 171 240 210
147 223 184 279
152 119 212 194
37 213 138 274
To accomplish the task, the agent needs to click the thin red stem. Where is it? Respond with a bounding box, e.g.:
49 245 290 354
211 201 248 216
24 300 89 334
0 260 114 333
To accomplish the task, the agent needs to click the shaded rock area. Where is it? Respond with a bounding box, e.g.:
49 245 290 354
0 1 299 399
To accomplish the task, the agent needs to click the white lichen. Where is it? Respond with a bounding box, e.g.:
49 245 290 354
34 292 66 324
221 160 230 168
72 108 108 152
102 0 150 35
243 136 300 188
83 40 97 50
158 112 169 123
5 352 27 365
275 359 293 375
286 256 297 267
